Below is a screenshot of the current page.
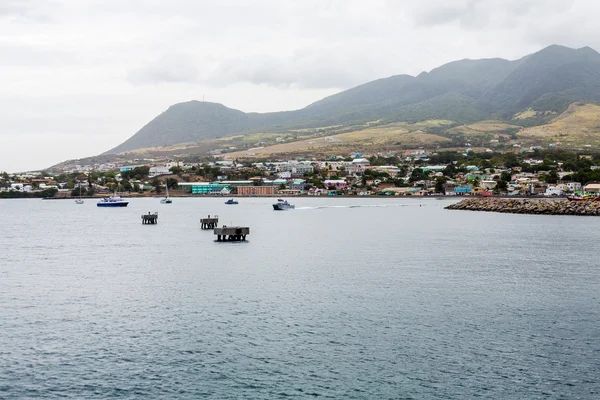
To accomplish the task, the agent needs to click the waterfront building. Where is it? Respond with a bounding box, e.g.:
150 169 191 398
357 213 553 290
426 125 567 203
454 185 473 195
236 186 277 196
178 182 230 195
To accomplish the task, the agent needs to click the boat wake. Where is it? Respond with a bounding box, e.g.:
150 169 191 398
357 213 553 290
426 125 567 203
296 204 422 210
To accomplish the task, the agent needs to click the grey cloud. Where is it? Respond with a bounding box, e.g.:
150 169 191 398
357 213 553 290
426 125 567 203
207 47 380 90
127 54 199 86
0 0 56 23
0 44 74 66
409 0 571 29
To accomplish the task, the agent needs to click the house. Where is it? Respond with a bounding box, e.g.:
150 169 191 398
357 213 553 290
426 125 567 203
352 158 370 166
307 187 324 196
480 180 498 190
566 182 582 192
290 179 306 192
546 186 563 196
375 166 400 176
324 179 347 189
472 187 493 196
422 165 447 173
148 166 171 177
584 182 600 194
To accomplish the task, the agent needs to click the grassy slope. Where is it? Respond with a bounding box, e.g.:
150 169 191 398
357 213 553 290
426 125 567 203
518 103 600 146
222 120 454 159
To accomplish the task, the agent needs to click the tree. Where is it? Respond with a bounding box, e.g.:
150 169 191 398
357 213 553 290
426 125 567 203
166 178 178 189
547 170 558 184
435 177 447 194
121 179 132 191
169 166 183 175
151 178 162 194
500 171 512 182
496 180 508 192
443 164 457 178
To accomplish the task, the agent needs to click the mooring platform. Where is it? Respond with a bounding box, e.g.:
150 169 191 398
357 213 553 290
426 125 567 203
142 212 159 224
214 226 249 241
200 215 219 229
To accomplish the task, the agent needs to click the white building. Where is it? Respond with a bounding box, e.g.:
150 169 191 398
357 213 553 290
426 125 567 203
545 186 563 196
584 182 600 194
148 166 171 177
352 158 370 166
480 180 498 190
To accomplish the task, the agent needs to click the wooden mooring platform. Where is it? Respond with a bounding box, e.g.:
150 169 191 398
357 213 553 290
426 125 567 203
142 212 158 224
214 226 249 242
200 215 219 229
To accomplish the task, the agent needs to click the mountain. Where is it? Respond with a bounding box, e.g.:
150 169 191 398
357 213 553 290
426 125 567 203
486 45 600 119
106 45 600 154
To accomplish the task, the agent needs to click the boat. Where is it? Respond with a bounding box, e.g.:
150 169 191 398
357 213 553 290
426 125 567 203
97 196 129 207
225 199 238 205
160 181 172 204
75 183 84 204
567 194 600 202
273 198 295 210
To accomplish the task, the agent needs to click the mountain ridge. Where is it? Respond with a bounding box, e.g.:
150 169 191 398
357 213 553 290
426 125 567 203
106 45 600 154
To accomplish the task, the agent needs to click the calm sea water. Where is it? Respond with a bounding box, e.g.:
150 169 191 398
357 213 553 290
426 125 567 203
1 197 599 399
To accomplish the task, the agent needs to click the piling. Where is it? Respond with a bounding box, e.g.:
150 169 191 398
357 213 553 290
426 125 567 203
200 215 219 229
142 212 159 224
214 225 250 242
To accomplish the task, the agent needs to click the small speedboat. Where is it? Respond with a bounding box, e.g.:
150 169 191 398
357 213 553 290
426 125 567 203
97 196 129 207
225 199 238 205
273 199 295 210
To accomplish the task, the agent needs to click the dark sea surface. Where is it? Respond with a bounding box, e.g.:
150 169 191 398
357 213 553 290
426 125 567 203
1 197 599 399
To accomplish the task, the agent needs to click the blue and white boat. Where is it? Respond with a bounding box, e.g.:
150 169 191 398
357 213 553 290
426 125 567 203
273 199 295 210
97 196 129 207
225 199 238 205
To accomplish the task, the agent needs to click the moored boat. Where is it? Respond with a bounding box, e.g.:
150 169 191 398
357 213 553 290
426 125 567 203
160 181 172 204
273 199 295 210
225 199 239 205
567 194 600 202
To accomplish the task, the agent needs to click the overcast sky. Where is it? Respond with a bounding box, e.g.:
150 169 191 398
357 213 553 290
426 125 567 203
1 0 599 172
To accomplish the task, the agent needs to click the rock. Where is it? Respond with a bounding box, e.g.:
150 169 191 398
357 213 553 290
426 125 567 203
445 198 600 216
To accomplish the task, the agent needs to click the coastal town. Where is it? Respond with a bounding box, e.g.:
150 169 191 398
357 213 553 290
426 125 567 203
3 146 600 199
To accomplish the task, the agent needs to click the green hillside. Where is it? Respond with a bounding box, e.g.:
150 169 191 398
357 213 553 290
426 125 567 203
105 45 600 154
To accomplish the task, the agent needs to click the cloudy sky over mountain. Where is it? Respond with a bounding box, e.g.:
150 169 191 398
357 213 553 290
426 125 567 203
1 0 599 171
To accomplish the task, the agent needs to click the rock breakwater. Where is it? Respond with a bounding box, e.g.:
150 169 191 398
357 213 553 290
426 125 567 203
446 198 600 216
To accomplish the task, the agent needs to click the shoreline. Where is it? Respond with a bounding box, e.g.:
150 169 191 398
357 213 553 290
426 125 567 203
34 194 566 200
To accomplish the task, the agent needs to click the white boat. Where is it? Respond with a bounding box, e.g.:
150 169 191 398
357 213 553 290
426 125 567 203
273 199 295 210
75 182 84 204
160 181 172 204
